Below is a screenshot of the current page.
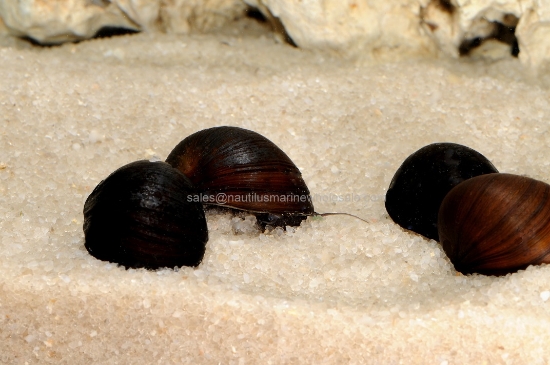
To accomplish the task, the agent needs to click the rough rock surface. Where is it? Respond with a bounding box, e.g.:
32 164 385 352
0 0 245 44
420 0 521 58
247 0 550 69
516 3 550 71
0 0 137 43
419 0 550 70
115 0 247 34
245 0 436 59
2 0 550 69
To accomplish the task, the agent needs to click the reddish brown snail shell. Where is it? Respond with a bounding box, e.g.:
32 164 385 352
166 126 314 228
438 173 550 276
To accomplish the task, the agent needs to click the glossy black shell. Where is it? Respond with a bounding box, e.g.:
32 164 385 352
166 126 314 228
385 143 498 241
83 160 208 269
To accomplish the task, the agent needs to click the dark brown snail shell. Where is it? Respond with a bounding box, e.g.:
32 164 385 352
438 173 550 276
385 143 498 241
166 126 314 228
83 160 208 269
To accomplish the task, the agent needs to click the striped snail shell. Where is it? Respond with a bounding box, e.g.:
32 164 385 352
438 173 550 276
166 126 314 229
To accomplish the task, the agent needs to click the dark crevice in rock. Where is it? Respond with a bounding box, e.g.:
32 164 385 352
245 6 268 23
243 5 296 47
18 36 64 47
459 15 520 57
92 27 140 39
19 26 140 47
435 0 456 15
458 37 483 56
493 22 519 56
270 15 297 47
510 40 520 57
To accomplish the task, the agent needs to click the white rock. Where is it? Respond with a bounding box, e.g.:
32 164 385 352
244 0 550 70
516 1 550 71
420 0 460 57
158 0 194 34
115 0 162 31
0 0 244 44
157 0 247 34
245 0 436 59
421 0 522 59
3 0 550 72
0 0 138 43
419 0 550 70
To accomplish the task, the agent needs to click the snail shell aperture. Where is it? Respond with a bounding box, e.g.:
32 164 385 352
166 126 314 228
385 142 498 241
83 160 208 269
438 173 550 276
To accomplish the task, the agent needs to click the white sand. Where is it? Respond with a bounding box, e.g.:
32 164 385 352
2 20 550 364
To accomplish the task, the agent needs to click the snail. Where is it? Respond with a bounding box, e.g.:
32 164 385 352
438 173 550 276
166 126 315 229
83 160 208 269
82 127 367 269
385 143 498 241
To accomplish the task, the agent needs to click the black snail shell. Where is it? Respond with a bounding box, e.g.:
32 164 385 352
166 126 314 228
385 143 498 241
83 160 208 269
439 173 550 276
